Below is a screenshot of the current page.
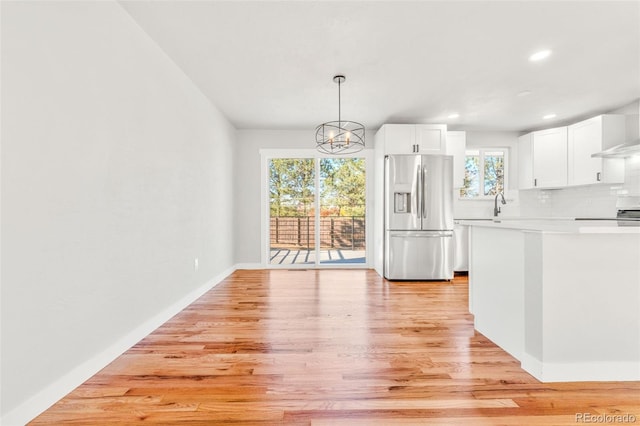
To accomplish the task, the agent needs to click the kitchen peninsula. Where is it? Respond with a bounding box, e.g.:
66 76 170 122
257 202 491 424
460 219 640 382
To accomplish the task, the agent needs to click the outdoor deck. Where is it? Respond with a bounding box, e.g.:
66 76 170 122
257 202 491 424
270 248 365 265
270 215 365 265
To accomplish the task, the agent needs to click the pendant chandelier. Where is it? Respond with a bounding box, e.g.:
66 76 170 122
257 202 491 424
315 75 365 154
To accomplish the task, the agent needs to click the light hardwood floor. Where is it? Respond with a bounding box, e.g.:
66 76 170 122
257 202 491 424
31 269 640 425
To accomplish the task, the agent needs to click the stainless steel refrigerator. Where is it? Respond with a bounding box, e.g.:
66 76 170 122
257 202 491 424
384 154 454 280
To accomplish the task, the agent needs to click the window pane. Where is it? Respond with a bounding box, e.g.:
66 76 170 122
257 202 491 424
319 158 366 265
269 158 315 265
460 155 480 198
483 152 504 196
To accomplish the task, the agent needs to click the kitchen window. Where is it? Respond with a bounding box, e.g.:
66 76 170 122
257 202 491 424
460 148 507 199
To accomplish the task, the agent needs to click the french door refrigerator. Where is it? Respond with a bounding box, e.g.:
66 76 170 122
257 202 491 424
384 154 454 280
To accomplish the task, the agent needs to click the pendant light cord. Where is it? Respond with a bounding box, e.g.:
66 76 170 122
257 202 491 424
338 78 341 127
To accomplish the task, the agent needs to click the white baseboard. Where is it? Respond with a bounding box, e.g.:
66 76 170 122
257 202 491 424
522 353 640 382
521 353 544 381
1 266 236 426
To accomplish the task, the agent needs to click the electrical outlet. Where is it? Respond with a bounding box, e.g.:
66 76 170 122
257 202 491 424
194 257 199 271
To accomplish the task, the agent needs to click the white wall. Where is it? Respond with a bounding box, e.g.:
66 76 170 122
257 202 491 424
234 130 311 265
1 1 235 422
234 130 374 265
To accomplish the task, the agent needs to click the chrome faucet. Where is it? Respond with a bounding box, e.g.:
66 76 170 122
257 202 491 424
494 192 506 217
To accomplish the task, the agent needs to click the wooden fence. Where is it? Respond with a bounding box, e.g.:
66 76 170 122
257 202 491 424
270 216 365 249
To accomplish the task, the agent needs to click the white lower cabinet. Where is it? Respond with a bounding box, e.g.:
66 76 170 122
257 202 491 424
453 223 468 272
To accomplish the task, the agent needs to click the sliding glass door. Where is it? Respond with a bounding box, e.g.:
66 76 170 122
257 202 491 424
269 158 316 265
318 158 366 265
268 156 366 267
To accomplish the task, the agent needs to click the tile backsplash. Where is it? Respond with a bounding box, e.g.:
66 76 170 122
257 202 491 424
622 155 640 196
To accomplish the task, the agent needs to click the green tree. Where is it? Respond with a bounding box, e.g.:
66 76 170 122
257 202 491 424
320 158 365 216
270 158 366 217
460 155 479 198
269 159 315 217
484 155 504 196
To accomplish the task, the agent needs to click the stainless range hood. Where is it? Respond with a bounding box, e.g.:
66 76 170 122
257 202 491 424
592 139 640 158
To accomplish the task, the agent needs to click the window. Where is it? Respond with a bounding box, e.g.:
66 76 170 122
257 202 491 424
460 148 507 198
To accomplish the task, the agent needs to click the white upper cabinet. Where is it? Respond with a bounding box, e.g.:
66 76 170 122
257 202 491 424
532 126 568 189
518 133 534 190
380 124 415 154
379 124 447 155
415 124 447 154
567 115 625 186
445 131 466 188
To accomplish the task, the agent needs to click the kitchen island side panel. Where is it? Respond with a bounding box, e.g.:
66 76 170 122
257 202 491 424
469 226 525 360
538 233 640 381
523 231 544 363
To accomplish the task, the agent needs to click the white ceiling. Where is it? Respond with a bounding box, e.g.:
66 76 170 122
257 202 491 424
119 0 640 133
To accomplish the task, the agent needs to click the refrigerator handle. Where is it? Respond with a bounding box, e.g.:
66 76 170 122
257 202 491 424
422 165 427 219
416 164 422 219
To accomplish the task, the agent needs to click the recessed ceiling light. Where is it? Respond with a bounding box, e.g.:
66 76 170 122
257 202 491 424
529 49 552 62
543 113 556 119
448 113 459 119
517 90 532 97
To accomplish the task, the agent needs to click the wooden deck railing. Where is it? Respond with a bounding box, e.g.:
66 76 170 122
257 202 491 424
270 216 365 249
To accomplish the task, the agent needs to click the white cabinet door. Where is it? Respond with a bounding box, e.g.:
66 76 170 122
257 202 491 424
416 124 447 154
532 127 568 188
382 124 416 154
446 131 466 188
568 115 625 186
379 124 447 155
518 133 534 190
453 223 469 272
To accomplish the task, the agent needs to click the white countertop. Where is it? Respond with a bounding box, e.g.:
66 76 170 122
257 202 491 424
457 218 640 234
